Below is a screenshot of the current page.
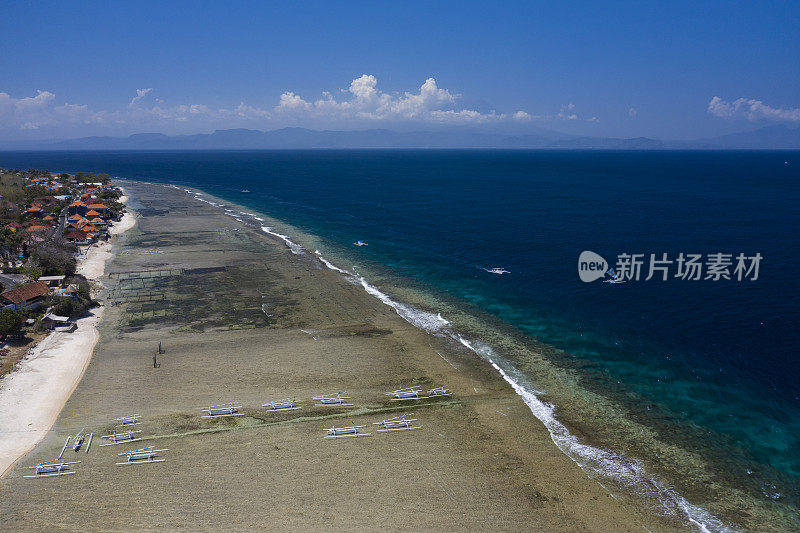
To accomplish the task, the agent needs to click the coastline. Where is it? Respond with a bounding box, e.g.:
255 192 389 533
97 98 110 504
0 180 667 532
169 180 800 531
0 200 135 477
181 185 739 531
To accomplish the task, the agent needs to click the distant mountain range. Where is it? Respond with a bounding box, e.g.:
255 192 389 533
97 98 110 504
2 124 799 151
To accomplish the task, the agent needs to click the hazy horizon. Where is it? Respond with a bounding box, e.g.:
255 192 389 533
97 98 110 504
2 2 799 143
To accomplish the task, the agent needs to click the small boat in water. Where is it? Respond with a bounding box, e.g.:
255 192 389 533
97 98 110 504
485 267 510 275
354 241 368 246
241 189 251 193
603 268 626 284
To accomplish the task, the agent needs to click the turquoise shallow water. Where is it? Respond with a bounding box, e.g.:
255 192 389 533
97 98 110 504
2 149 799 526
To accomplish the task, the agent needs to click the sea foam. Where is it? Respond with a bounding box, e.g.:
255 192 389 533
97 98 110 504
313 249 732 533
176 185 730 532
260 226 304 255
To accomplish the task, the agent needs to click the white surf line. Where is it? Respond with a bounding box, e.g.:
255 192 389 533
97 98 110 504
171 185 729 531
455 336 731 533
312 250 732 533
260 226 304 255
175 187 304 255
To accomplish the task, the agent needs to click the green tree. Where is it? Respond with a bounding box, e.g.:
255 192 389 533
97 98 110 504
98 189 121 200
20 264 43 280
0 309 23 336
31 241 77 276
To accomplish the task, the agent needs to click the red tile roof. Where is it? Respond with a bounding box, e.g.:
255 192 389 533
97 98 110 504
86 203 107 210
64 230 87 241
0 281 49 305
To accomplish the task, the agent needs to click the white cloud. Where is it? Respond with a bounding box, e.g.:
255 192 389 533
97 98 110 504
277 91 312 111
0 90 103 132
1 77 577 137
235 102 271 119
348 74 379 100
15 90 55 111
145 103 222 122
388 77 456 118
557 104 578 120
130 87 152 106
273 75 527 124
708 96 800 122
553 102 599 123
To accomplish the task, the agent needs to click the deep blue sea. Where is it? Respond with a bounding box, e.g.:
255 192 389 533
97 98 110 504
2 150 798 526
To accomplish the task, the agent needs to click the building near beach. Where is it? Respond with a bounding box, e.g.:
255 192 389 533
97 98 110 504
0 281 50 311
64 230 89 244
68 201 88 216
38 275 66 288
86 203 108 216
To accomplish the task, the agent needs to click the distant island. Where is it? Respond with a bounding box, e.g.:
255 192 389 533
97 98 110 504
2 124 799 151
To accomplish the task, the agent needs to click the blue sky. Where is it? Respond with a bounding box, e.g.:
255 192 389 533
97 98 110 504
1 1 798 140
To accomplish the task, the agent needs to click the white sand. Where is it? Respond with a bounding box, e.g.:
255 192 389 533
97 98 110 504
77 211 136 280
0 200 136 477
0 308 102 476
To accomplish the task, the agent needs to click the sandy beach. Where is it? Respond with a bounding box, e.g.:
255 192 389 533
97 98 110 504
0 206 136 477
77 210 136 280
0 181 677 531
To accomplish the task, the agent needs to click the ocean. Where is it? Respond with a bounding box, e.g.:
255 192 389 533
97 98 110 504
2 149 798 529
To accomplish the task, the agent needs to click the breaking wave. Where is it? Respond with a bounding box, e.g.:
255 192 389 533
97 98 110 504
174 184 731 532
259 226 304 255
313 250 732 533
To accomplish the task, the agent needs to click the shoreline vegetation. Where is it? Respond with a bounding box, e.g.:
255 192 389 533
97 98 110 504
0 178 664 532
0 190 135 476
0 175 789 531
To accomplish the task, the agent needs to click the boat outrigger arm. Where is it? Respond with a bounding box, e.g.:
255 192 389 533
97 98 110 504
99 430 143 446
115 414 141 427
374 415 421 432
116 446 168 466
313 393 353 407
386 385 451 401
323 425 372 439
200 402 244 418
24 460 80 478
263 398 301 412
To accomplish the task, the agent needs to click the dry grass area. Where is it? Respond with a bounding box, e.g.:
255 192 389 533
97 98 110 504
0 182 677 532
0 331 47 378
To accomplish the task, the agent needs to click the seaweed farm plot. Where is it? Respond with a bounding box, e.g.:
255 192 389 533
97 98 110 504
109 264 285 333
124 230 234 250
